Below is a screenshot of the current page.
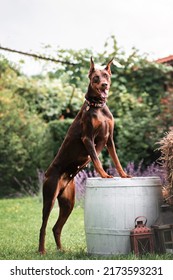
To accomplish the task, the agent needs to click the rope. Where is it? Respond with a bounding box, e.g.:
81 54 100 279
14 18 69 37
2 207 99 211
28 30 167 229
0 46 76 65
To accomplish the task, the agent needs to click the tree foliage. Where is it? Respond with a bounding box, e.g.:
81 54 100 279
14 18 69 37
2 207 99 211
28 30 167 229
0 58 52 195
15 76 84 120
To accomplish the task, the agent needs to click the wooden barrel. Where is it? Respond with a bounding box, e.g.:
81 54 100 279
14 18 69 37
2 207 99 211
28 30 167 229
84 177 162 255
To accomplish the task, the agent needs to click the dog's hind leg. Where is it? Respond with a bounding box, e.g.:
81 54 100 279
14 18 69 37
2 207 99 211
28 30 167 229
53 179 75 250
39 176 59 254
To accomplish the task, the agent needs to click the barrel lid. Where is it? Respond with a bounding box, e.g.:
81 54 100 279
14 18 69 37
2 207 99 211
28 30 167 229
86 177 162 188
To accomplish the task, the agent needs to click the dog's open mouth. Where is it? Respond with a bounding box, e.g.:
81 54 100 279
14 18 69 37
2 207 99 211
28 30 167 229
97 88 108 99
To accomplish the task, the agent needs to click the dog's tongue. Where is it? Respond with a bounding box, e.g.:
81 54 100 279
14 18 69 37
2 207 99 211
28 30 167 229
101 90 108 99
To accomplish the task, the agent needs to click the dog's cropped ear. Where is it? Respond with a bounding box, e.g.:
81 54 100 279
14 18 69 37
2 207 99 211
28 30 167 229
88 57 95 78
105 58 114 75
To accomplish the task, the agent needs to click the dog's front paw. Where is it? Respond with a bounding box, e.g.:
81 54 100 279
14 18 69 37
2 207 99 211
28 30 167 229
105 174 114 178
120 173 132 178
101 172 113 178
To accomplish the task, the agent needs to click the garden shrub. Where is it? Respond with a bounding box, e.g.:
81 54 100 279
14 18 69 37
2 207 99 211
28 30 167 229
0 91 53 196
48 119 73 157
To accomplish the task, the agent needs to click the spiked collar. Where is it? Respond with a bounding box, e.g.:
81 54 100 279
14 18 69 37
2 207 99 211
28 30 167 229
85 98 106 111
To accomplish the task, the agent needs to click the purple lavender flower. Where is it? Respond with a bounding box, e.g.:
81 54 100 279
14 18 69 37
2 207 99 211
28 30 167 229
74 162 165 201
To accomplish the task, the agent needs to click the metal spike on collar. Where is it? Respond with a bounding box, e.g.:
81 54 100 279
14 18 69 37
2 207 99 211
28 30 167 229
85 98 106 111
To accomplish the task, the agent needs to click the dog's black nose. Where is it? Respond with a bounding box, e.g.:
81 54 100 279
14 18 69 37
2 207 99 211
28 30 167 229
102 83 108 88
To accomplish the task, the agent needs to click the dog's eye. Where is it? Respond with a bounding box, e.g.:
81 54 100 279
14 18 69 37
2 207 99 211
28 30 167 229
93 76 100 83
103 73 108 79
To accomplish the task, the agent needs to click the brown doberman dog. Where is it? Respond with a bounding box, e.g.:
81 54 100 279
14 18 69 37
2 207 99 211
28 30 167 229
38 57 130 254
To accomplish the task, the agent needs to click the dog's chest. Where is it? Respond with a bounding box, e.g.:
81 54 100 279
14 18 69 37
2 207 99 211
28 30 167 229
91 110 111 139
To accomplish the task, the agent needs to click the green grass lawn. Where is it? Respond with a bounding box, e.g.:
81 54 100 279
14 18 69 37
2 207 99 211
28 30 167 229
0 197 172 260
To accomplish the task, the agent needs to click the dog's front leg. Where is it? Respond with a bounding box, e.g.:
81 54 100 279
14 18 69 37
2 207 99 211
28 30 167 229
107 135 131 178
82 136 113 178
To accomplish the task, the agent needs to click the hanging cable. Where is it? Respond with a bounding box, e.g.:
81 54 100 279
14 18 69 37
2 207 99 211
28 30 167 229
0 45 75 65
